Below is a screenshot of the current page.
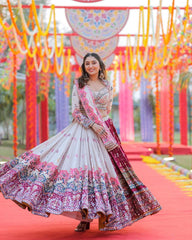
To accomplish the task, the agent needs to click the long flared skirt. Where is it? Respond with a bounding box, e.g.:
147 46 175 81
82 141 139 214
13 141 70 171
0 119 161 231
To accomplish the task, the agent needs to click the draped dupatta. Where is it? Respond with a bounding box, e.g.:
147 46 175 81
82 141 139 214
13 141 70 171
75 80 118 151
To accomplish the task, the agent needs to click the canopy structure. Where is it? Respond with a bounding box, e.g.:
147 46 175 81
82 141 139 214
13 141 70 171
0 0 191 156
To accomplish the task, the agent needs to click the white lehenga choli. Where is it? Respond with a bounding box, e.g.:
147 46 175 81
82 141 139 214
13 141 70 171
0 81 161 231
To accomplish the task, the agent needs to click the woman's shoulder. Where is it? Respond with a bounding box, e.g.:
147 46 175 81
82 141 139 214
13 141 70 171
102 79 109 86
102 79 112 90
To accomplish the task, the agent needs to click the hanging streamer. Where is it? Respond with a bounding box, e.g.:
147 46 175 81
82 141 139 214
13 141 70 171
140 75 154 142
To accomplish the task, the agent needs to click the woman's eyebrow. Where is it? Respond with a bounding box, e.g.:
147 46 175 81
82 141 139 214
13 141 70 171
85 61 96 63
87 60 96 63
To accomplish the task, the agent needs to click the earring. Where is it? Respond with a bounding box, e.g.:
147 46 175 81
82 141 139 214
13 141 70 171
84 72 89 81
99 71 104 80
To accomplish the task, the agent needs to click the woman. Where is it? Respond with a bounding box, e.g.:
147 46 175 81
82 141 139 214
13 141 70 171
0 53 161 232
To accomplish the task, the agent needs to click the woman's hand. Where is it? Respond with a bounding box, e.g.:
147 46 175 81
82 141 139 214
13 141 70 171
91 123 108 138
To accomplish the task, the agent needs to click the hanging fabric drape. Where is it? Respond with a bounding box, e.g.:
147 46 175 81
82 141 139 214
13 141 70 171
119 74 134 141
12 52 18 156
168 64 174 156
119 79 126 141
36 103 41 145
179 87 188 145
155 74 161 154
140 75 154 142
39 71 50 143
26 56 37 149
160 68 170 142
63 75 70 128
40 96 49 142
36 71 41 145
55 74 69 133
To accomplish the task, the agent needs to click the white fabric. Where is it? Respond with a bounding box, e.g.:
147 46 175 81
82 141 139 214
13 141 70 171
32 121 117 178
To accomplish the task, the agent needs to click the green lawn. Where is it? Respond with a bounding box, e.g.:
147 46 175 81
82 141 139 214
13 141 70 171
134 131 183 143
160 154 192 170
0 140 26 162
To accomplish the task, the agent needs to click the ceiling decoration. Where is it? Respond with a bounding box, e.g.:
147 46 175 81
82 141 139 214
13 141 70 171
66 8 129 40
70 35 118 59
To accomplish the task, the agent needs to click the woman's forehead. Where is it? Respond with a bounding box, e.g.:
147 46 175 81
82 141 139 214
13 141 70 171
85 56 98 62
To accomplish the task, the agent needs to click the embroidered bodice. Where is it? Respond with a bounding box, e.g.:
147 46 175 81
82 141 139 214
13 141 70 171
72 81 113 128
90 86 112 119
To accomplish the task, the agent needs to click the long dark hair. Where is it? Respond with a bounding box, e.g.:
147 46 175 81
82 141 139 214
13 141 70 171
78 53 107 88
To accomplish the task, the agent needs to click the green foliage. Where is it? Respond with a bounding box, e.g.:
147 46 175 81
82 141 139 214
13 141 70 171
148 92 155 116
179 71 192 89
0 86 13 122
0 83 25 140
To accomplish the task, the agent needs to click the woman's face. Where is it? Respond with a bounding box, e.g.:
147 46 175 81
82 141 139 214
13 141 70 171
84 56 100 78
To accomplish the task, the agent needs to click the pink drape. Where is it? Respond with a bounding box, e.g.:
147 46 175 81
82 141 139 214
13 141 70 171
26 58 37 150
179 88 188 145
119 77 134 141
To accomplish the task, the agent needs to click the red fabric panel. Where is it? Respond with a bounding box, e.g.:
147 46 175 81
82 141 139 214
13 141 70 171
40 97 49 143
179 88 188 145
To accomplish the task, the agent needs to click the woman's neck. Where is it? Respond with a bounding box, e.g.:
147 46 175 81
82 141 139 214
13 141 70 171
89 75 99 81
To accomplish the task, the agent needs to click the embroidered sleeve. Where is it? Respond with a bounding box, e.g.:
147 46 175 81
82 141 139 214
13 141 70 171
72 84 94 128
106 82 113 115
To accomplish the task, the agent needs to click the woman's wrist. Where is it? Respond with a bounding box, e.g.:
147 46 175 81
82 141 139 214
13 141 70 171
90 122 95 128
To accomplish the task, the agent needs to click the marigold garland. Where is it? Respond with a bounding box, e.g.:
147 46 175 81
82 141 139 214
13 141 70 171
31 0 53 36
